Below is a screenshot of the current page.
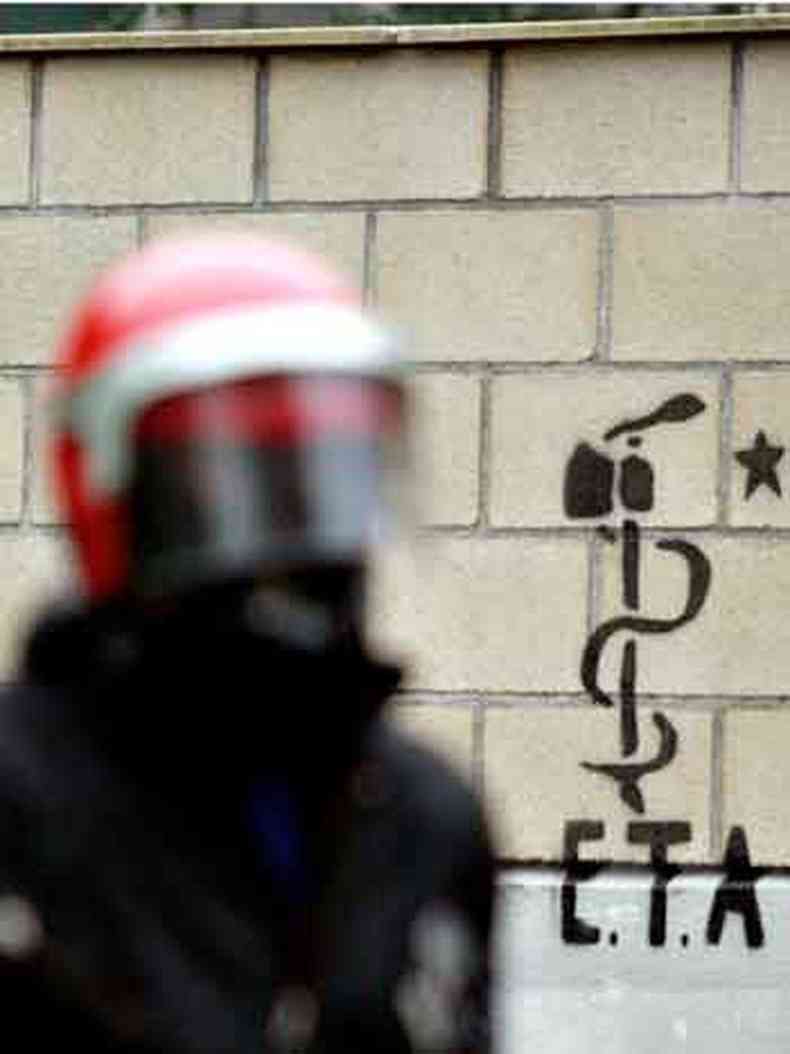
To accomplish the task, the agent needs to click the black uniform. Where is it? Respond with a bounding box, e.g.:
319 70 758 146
0 599 494 1053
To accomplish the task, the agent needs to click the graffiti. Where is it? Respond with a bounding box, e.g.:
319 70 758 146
706 826 767 948
735 430 785 499
564 393 712 814
561 821 766 950
552 391 774 959
564 394 706 520
560 821 606 945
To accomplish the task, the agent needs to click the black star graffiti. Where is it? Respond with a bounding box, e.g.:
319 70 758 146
735 430 785 499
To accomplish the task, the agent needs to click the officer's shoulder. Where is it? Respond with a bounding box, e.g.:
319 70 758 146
0 681 35 757
0 682 63 882
362 714 487 845
0 681 62 794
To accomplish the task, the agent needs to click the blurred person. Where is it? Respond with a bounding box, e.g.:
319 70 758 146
0 235 494 1052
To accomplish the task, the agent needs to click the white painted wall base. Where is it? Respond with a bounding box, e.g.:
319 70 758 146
494 868 790 1054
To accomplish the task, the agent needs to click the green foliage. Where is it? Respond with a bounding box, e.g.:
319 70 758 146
0 4 144 34
0 2 782 35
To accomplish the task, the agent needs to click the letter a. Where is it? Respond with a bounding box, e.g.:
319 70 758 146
706 826 765 949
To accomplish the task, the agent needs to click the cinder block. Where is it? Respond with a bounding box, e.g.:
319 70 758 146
484 705 712 863
41 56 255 205
613 203 790 361
146 212 366 290
723 708 790 864
376 210 598 361
731 371 790 526
490 371 718 528
742 40 790 192
268 50 487 201
0 215 136 365
368 536 588 693
0 61 30 205
0 381 23 523
501 41 729 197
598 537 790 697
388 703 475 784
412 374 479 525
31 374 59 525
0 533 72 681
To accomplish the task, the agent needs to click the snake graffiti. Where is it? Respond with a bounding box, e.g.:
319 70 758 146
559 393 773 951
565 393 712 816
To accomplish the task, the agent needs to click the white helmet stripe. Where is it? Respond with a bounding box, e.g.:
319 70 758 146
59 303 400 498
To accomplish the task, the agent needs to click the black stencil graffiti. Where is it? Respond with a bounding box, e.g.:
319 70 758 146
706 826 767 949
561 818 695 948
564 394 705 521
735 430 785 500
628 821 692 947
580 713 677 815
580 536 711 813
561 820 767 951
564 394 711 814
561 820 605 945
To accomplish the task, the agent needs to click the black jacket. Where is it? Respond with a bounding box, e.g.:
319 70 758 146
0 601 494 1053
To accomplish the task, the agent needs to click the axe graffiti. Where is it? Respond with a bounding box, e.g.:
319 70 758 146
564 394 712 815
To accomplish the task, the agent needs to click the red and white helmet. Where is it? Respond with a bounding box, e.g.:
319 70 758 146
53 234 404 604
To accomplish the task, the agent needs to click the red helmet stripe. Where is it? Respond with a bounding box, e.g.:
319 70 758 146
135 379 402 447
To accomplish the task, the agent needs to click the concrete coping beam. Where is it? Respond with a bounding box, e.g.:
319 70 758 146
0 13 789 55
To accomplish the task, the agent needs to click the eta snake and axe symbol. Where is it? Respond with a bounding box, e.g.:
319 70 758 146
564 394 712 814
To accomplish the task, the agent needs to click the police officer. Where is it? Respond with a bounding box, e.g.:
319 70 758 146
0 235 494 1052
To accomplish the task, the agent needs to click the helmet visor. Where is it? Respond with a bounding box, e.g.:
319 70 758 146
128 375 405 599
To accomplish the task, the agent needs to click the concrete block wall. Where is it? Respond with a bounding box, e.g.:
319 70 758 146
2 26 790 867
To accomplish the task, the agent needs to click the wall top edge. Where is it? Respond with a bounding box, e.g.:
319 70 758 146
1 13 790 55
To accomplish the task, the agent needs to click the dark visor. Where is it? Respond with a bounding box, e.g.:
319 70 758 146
128 376 403 598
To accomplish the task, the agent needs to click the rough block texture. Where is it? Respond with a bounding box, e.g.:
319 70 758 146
723 709 790 864
0 381 23 523
369 537 588 693
484 705 712 863
412 374 480 525
0 534 70 680
2 33 790 866
41 56 256 205
146 211 367 290
267 49 487 201
612 203 790 361
0 215 137 365
501 41 730 197
742 40 790 192
0 61 30 205
376 210 598 361
31 374 58 526
490 371 719 527
598 537 790 697
730 371 790 526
